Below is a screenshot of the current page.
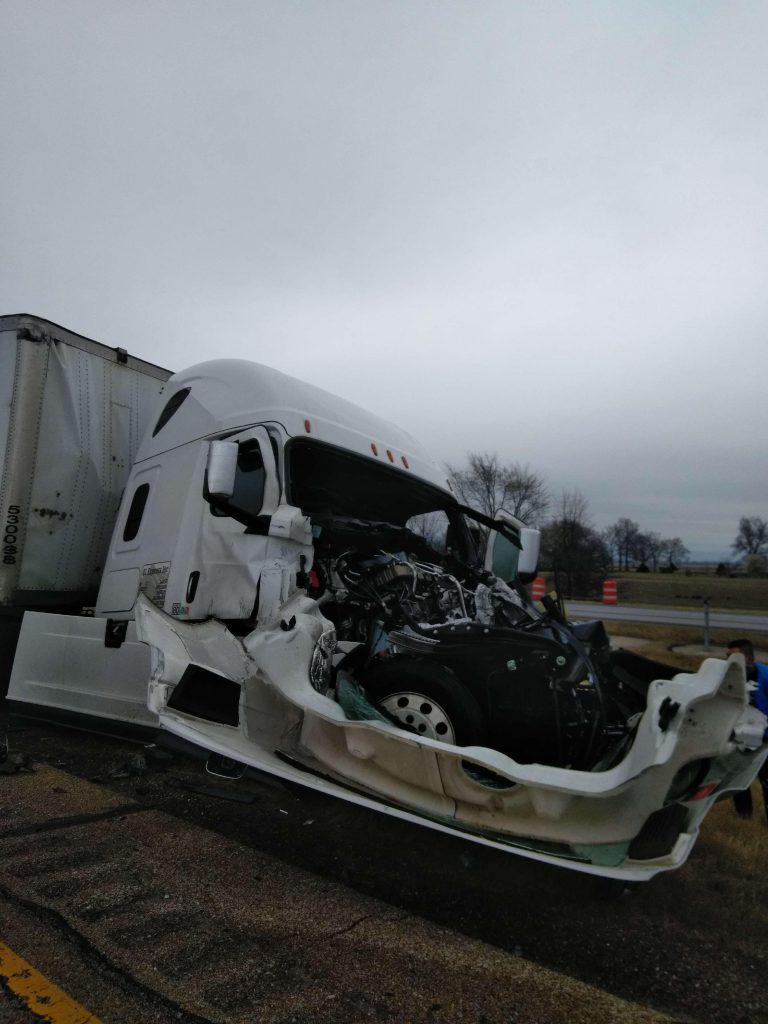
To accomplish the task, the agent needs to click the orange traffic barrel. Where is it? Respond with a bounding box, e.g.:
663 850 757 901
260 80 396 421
603 579 618 604
531 576 546 601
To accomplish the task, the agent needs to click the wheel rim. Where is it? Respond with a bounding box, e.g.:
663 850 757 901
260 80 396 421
378 692 456 743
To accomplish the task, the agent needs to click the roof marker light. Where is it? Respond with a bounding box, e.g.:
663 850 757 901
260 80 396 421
386 449 394 462
304 419 312 433
371 443 378 456
401 455 409 469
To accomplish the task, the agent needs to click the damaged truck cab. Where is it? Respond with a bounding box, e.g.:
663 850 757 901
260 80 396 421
94 359 767 882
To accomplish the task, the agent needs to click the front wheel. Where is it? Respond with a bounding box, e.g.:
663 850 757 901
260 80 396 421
359 658 487 747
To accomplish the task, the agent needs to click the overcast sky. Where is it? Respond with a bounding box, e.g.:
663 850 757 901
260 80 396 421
2 1 766 559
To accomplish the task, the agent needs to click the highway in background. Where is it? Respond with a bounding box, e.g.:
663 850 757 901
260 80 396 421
566 602 768 633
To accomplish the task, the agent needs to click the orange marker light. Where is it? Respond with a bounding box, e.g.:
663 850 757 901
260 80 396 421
386 450 394 462
689 782 719 801
304 419 312 433
401 455 409 469
371 443 378 456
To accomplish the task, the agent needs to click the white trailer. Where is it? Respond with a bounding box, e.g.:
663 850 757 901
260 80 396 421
1 314 169 729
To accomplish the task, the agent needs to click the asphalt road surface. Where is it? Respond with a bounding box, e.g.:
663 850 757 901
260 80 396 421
567 602 768 632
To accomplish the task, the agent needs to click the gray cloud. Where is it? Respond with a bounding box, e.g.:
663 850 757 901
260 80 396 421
2 0 766 558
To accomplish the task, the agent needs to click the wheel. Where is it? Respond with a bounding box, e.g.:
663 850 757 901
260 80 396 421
359 657 487 746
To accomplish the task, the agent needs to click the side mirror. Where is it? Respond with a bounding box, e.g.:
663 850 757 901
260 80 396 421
206 441 238 499
485 511 541 583
517 527 541 582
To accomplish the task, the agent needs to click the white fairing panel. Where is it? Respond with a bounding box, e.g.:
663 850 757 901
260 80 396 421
133 360 451 494
8 611 156 728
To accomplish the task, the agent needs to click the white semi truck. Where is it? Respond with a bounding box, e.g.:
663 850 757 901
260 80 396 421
2 314 766 882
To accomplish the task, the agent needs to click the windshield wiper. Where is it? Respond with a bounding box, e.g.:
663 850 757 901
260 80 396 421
456 504 522 549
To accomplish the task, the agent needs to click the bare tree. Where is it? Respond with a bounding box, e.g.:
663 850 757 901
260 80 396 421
556 490 590 525
502 463 551 525
633 530 664 571
605 517 640 571
541 491 610 597
605 517 693 573
447 453 550 525
732 516 768 559
406 510 450 551
658 537 689 570
601 526 618 569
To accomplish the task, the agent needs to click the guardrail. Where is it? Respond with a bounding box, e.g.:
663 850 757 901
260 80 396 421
565 601 768 645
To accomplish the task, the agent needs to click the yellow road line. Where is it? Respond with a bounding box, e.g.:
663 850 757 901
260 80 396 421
0 941 102 1024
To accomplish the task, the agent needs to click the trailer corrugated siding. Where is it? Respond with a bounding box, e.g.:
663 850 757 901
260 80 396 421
0 315 171 608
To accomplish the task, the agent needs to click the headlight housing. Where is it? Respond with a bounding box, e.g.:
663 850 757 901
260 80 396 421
309 628 336 694
665 759 711 803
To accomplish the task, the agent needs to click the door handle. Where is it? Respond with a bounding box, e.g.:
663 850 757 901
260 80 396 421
186 571 200 603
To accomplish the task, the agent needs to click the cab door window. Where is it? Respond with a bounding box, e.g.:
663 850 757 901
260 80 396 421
123 483 150 541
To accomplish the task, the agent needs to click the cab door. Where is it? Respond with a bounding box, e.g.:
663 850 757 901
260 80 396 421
177 426 283 621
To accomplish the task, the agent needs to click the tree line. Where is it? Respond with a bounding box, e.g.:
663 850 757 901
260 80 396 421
602 518 688 573
447 452 764 597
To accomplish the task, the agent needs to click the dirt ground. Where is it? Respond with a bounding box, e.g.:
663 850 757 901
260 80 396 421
610 635 768 661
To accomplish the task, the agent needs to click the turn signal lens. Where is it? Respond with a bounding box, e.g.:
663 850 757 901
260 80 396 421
689 782 720 801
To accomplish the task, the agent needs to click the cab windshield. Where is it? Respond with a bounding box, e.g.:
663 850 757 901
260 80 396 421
287 438 475 560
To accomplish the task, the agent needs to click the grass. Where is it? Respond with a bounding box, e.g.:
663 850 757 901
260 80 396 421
601 621 768 667
544 570 768 612
646 796 768 947
606 571 768 612
676 786 768 943
704 796 768 876
601 618 768 955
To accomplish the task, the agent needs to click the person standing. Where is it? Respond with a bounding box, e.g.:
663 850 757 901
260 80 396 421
726 638 768 820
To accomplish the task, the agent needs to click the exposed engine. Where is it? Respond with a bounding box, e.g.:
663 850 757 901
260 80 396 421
302 517 665 772
319 549 533 639
306 515 533 632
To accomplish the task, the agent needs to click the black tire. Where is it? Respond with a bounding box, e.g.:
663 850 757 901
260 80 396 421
359 657 487 747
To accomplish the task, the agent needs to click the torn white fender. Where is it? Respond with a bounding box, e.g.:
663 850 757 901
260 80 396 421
135 595 767 878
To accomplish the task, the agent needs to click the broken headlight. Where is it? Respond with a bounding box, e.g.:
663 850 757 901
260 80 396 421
665 759 711 804
309 628 337 694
